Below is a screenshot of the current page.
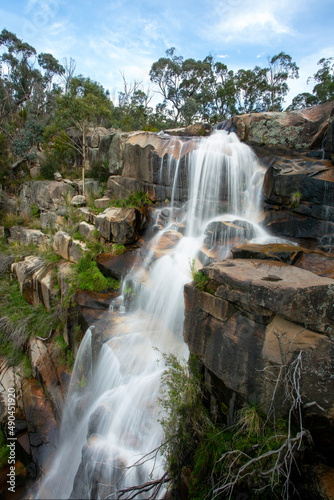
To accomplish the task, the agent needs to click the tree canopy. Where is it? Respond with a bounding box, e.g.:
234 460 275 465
0 28 333 184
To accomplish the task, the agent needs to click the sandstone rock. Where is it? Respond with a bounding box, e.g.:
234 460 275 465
96 250 141 280
262 154 334 244
165 122 212 136
21 378 57 475
184 260 334 456
94 197 111 210
30 166 41 179
8 226 49 247
19 180 78 215
0 253 15 276
95 207 146 245
57 261 72 305
53 231 88 263
231 242 302 263
204 219 256 246
75 207 97 225
145 229 183 260
40 211 64 231
78 221 96 240
11 256 45 305
70 195 86 207
29 338 71 421
54 171 62 181
204 259 334 336
221 101 334 150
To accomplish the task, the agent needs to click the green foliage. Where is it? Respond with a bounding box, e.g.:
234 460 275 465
1 213 28 229
0 427 10 469
70 253 120 293
89 159 110 182
30 203 40 219
290 190 302 207
0 275 62 366
158 353 211 487
158 354 300 499
111 191 151 208
54 334 75 369
189 259 213 293
112 243 126 255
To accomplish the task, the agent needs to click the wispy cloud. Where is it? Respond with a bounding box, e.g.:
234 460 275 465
203 0 304 44
217 54 229 58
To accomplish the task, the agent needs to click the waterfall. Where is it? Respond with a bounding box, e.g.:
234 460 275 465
38 131 268 499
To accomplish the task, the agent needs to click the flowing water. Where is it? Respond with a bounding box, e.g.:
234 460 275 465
38 131 275 499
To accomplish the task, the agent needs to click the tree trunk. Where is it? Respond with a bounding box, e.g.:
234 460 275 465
82 125 86 197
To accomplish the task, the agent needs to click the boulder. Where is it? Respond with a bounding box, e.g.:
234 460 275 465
95 207 146 245
29 338 71 421
53 231 88 263
8 226 49 247
11 256 46 305
40 211 64 231
0 253 15 276
96 250 141 280
232 243 334 279
165 122 212 137
262 155 334 244
94 197 111 210
70 195 86 207
204 219 256 246
78 221 96 241
144 229 183 260
75 207 97 226
221 101 334 151
183 259 334 457
30 166 41 179
57 261 72 305
19 180 79 215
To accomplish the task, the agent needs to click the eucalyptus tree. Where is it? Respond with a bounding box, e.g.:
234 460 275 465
0 29 64 172
311 57 334 103
235 66 268 113
263 52 299 111
150 48 210 125
46 76 113 193
286 57 333 110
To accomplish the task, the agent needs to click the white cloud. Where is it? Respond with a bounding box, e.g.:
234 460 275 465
203 0 305 44
217 54 229 58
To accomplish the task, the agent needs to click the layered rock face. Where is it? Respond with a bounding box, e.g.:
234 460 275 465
67 127 198 203
261 156 334 247
184 259 334 456
221 101 334 155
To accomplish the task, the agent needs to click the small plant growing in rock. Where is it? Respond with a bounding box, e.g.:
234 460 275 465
189 258 211 292
289 190 302 208
112 243 126 256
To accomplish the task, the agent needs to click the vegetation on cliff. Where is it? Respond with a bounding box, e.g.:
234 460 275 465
0 28 333 186
155 353 311 500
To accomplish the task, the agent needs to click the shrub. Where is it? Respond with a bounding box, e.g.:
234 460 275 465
158 353 310 500
90 159 110 182
0 276 62 366
111 191 151 208
70 253 120 293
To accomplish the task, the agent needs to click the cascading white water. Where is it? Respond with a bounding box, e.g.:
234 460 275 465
38 131 271 499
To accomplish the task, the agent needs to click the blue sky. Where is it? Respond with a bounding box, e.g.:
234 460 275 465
1 0 333 107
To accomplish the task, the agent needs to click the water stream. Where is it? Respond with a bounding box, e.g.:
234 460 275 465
38 131 275 499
